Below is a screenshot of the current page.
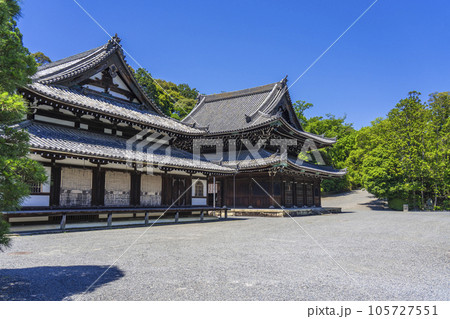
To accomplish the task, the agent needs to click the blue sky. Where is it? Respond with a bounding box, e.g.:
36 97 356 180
18 0 450 129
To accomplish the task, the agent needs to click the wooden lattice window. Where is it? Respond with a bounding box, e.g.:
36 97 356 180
29 182 43 194
194 181 204 197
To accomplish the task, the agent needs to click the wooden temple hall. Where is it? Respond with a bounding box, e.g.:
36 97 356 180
15 36 345 217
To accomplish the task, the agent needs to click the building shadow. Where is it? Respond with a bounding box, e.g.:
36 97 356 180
0 265 124 301
362 197 389 211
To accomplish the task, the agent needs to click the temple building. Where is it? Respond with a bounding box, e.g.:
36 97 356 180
18 36 345 212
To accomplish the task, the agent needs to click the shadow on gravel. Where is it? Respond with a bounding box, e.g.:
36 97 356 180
360 198 389 211
0 265 124 300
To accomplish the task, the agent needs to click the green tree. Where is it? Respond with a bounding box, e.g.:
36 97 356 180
134 68 198 119
178 83 199 100
354 92 450 210
427 92 450 208
301 112 356 192
386 92 430 208
0 93 46 250
31 51 51 66
0 0 46 250
292 100 313 127
0 0 36 93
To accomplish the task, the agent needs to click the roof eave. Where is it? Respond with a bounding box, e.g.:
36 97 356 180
20 86 206 136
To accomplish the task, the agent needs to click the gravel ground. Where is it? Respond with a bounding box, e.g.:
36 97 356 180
0 191 449 301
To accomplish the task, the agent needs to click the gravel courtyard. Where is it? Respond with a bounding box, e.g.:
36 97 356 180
1 191 449 300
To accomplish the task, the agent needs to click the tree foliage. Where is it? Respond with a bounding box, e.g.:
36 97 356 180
344 92 449 210
0 93 47 250
295 93 449 210
0 0 46 250
0 0 36 94
294 100 356 193
31 51 51 66
293 100 313 127
134 68 198 119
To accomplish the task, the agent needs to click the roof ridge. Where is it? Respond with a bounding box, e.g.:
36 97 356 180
36 45 106 71
202 82 278 102
36 35 122 74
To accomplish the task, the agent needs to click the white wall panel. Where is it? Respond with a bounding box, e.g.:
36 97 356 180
60 167 92 207
104 171 130 206
140 174 162 206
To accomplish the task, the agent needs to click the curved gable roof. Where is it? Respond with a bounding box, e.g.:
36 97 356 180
182 77 303 133
31 35 165 116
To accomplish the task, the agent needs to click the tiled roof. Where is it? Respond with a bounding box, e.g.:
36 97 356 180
30 35 168 117
31 44 113 84
182 81 283 132
26 83 205 134
21 121 234 173
221 149 346 177
181 79 336 145
182 78 336 145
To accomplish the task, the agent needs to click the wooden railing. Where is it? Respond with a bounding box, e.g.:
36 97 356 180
2 206 228 231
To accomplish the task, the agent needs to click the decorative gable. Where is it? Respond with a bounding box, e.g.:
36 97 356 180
31 35 162 115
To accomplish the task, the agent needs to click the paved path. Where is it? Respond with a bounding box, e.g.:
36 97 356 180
322 189 389 212
1 191 449 300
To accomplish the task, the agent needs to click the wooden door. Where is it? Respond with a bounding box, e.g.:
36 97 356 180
306 184 314 206
284 181 293 207
172 177 187 206
296 183 304 207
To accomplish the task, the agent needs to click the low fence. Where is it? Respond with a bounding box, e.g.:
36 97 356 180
2 206 228 231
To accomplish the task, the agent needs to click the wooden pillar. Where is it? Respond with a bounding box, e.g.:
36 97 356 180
223 177 227 207
60 214 66 230
233 173 236 208
161 172 169 205
187 175 193 206
144 211 149 226
50 164 61 207
130 170 141 206
248 176 252 207
303 183 307 206
319 180 322 207
107 213 112 227
270 175 274 195
293 182 297 206
314 180 321 207
291 178 297 206
92 165 105 206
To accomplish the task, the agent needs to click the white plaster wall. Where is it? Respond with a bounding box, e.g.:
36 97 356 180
192 197 207 206
60 167 93 207
21 166 51 207
140 174 162 206
84 84 103 93
109 89 129 100
104 171 130 206
113 75 130 91
21 195 50 207
58 158 96 167
35 115 75 127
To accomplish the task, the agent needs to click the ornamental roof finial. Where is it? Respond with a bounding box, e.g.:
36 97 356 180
108 33 121 47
